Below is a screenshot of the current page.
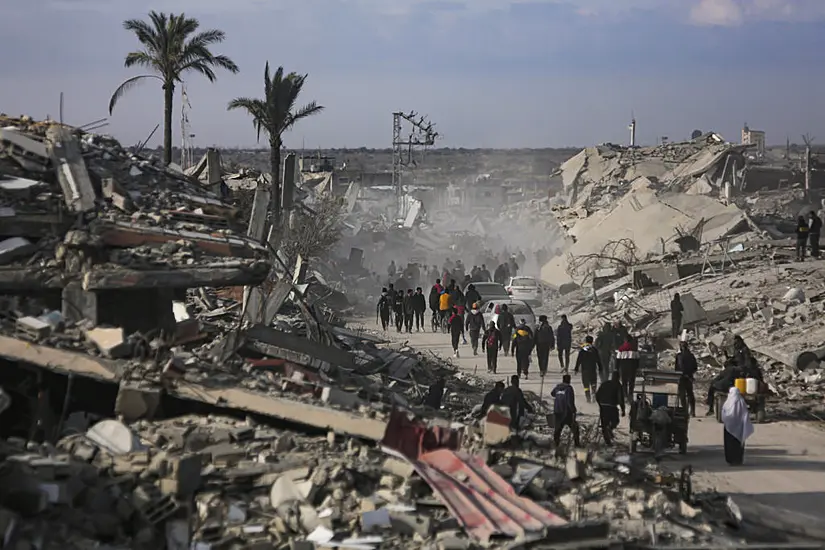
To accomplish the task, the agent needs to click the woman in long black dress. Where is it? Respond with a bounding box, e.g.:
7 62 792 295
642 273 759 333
721 387 754 465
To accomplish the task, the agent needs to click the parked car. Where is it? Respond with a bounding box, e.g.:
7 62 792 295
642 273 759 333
483 299 537 331
505 276 543 306
463 282 510 306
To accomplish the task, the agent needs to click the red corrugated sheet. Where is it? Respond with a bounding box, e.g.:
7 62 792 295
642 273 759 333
381 409 462 460
416 448 567 544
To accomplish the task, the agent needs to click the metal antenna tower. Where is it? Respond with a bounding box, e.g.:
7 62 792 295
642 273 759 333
392 111 439 220
180 85 194 169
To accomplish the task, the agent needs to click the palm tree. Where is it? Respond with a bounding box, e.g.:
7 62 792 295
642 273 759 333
228 63 324 231
108 11 239 165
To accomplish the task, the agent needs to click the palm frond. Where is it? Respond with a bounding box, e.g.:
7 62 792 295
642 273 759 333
108 74 162 115
283 101 324 132
124 51 158 70
228 97 269 142
123 18 160 53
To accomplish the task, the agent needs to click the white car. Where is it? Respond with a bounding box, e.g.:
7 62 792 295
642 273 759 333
505 276 543 306
483 299 537 331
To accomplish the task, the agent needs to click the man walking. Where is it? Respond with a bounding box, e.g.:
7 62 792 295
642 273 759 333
551 374 580 447
501 375 534 430
482 321 502 374
465 302 485 355
497 304 516 357
393 290 404 332
575 335 603 403
616 334 640 400
376 288 391 331
512 320 534 379
671 293 684 339
413 287 427 331
809 210 822 258
596 370 625 445
403 289 415 333
534 315 555 377
675 341 697 417
448 307 464 358
556 314 573 374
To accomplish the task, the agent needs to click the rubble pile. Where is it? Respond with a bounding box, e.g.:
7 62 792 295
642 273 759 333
0 411 784 550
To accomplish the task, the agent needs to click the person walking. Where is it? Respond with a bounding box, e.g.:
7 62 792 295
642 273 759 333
809 210 822 258
482 321 502 374
501 375 534 431
512 320 535 379
556 314 573 374
534 315 555 377
616 334 640 401
675 341 697 417
574 335 602 403
412 287 427 331
497 304 516 357
595 370 625 446
393 290 404 332
721 387 754 465
465 302 485 355
551 374 580 447
448 307 464 358
796 215 809 261
671 293 684 339
376 288 391 331
403 289 415 333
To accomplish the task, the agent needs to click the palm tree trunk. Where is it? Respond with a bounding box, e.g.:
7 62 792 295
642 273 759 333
163 82 175 165
270 139 282 230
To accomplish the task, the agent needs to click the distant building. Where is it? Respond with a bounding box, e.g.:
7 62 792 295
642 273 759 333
741 124 766 157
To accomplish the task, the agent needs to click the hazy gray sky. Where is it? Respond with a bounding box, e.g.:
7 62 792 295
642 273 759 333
2 0 824 149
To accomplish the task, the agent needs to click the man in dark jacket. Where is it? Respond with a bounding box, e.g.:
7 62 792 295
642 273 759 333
428 279 443 328
797 215 810 261
494 264 507 284
596 370 625 445
616 334 639 400
480 264 492 282
556 315 573 374
482 321 502 374
501 375 534 430
551 374 580 447
809 211 822 258
465 303 485 355
403 289 415 333
376 289 391 330
423 376 446 409
412 287 427 331
512 320 535 379
534 315 556 377
671 293 684 339
575 335 603 403
476 381 505 418
705 355 741 415
675 341 697 416
465 284 481 308
393 290 404 332
497 304 516 357
448 308 464 358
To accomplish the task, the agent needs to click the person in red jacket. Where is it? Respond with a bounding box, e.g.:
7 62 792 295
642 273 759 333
616 334 640 399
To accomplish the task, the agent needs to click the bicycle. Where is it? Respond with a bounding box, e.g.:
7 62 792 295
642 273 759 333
440 312 449 334
431 311 439 333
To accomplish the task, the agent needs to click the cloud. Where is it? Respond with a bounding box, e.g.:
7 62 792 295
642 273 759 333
690 0 744 26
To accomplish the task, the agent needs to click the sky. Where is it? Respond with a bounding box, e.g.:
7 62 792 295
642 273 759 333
2 0 825 149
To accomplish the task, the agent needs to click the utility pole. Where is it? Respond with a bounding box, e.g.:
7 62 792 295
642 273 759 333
803 133 814 196
392 111 439 222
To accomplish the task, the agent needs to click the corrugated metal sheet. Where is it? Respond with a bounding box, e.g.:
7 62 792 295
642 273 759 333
415 449 567 544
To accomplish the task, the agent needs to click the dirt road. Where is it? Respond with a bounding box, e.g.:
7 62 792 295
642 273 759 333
355 318 825 520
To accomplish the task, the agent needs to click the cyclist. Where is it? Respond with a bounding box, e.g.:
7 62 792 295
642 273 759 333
438 288 452 326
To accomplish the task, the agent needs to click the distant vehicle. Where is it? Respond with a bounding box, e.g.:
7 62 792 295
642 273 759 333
483 299 537 331
463 282 510 306
505 276 543 306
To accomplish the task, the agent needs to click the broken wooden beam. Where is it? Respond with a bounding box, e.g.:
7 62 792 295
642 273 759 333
82 262 270 290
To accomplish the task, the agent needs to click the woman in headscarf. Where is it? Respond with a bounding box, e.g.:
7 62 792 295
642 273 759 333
721 386 754 465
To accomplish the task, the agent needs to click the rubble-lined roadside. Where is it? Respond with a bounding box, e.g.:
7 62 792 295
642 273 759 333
1 116 824 548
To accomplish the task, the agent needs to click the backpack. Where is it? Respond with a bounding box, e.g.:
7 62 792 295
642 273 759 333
553 385 573 415
486 330 498 348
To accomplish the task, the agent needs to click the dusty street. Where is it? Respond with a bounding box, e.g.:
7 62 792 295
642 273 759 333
356 317 825 521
